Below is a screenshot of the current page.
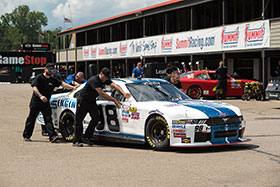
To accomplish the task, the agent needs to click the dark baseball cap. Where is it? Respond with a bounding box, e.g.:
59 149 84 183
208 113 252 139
45 63 55 68
101 67 111 79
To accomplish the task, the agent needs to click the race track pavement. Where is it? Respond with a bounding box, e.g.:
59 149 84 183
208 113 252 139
0 84 279 187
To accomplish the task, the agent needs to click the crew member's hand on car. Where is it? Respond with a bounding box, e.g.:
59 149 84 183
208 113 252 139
124 93 131 98
114 100 121 109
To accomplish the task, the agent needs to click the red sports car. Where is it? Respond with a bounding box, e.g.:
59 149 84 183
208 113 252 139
180 70 257 99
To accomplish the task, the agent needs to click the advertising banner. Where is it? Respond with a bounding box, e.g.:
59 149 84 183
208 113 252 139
83 20 270 60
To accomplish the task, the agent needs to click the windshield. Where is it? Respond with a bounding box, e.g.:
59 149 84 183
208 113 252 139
126 81 190 102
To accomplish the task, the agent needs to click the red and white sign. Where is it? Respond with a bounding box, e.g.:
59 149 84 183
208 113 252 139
83 20 270 60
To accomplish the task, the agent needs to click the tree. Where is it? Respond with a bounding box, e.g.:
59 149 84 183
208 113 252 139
41 27 62 50
0 5 60 50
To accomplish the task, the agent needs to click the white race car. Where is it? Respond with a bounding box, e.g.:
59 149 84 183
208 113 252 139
38 78 250 150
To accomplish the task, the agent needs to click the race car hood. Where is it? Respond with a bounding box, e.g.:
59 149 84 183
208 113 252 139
151 100 241 119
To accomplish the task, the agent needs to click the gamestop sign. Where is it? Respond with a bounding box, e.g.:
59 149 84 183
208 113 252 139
0 52 52 67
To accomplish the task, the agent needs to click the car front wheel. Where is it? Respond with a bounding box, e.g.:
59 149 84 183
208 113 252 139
59 111 75 142
145 116 170 151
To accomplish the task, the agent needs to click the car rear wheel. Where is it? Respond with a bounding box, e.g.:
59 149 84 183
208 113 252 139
187 86 203 99
145 116 170 151
59 111 75 142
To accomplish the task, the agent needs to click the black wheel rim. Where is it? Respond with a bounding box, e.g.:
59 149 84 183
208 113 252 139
64 117 74 135
150 121 167 144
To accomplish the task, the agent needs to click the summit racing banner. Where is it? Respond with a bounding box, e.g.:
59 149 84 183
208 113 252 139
83 20 270 60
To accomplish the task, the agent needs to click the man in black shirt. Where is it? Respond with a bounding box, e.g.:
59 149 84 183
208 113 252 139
23 63 76 143
166 63 179 77
165 71 183 91
215 61 228 99
73 67 131 147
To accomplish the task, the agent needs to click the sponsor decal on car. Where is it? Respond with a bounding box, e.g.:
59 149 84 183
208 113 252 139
57 98 76 108
122 112 129 123
129 107 137 112
172 124 186 129
130 112 140 120
172 120 187 124
181 137 191 143
173 129 186 138
148 109 164 116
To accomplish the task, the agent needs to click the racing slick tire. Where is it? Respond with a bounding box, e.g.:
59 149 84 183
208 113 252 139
145 116 170 151
187 85 203 99
59 111 75 142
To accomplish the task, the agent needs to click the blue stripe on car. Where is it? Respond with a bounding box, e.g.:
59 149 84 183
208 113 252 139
94 131 144 140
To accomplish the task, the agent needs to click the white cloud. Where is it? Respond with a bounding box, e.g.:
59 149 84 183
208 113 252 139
0 0 167 30
52 0 166 28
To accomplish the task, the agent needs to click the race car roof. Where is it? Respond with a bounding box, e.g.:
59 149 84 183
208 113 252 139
112 78 168 84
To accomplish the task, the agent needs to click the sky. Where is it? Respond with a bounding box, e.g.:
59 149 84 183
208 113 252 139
0 0 168 31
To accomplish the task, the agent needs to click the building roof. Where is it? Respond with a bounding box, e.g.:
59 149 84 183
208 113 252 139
58 0 183 35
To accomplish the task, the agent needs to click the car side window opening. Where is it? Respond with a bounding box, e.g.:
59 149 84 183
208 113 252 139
208 72 217 80
112 90 125 102
195 72 210 80
126 82 190 102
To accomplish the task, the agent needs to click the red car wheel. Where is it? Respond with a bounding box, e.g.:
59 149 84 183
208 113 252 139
187 86 203 99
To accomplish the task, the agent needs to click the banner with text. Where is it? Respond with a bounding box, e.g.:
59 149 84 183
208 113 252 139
83 20 270 60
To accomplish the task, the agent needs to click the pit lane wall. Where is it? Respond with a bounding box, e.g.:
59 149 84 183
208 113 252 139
82 20 270 60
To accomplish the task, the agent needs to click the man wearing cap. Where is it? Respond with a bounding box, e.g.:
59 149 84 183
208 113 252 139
23 63 77 143
73 67 131 147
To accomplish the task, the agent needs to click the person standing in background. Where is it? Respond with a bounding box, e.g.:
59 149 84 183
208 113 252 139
132 62 144 79
215 60 228 100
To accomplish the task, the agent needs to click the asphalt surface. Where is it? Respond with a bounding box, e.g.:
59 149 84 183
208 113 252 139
0 84 279 187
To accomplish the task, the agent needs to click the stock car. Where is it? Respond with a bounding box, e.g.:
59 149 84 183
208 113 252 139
37 78 250 150
180 70 257 99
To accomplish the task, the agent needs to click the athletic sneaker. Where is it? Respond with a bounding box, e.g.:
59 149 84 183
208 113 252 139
24 137 32 142
50 135 59 143
82 137 94 146
42 132 48 136
72 142 83 147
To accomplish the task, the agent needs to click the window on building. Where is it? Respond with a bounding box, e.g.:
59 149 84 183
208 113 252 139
87 29 97 45
112 22 125 42
98 26 110 43
65 34 71 49
166 7 191 33
145 13 165 36
127 18 143 39
193 0 222 30
226 0 262 24
76 32 85 47
58 36 63 50
266 0 280 19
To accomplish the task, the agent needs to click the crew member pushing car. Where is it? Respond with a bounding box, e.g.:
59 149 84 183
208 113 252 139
215 60 228 99
23 63 77 143
73 67 131 147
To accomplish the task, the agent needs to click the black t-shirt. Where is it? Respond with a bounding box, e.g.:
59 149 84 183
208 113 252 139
165 77 182 89
216 66 228 80
30 74 62 106
79 75 112 101
166 66 178 75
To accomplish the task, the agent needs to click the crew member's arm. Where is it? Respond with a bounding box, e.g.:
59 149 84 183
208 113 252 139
95 88 121 108
32 86 48 103
71 81 80 87
61 81 77 90
110 82 131 98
